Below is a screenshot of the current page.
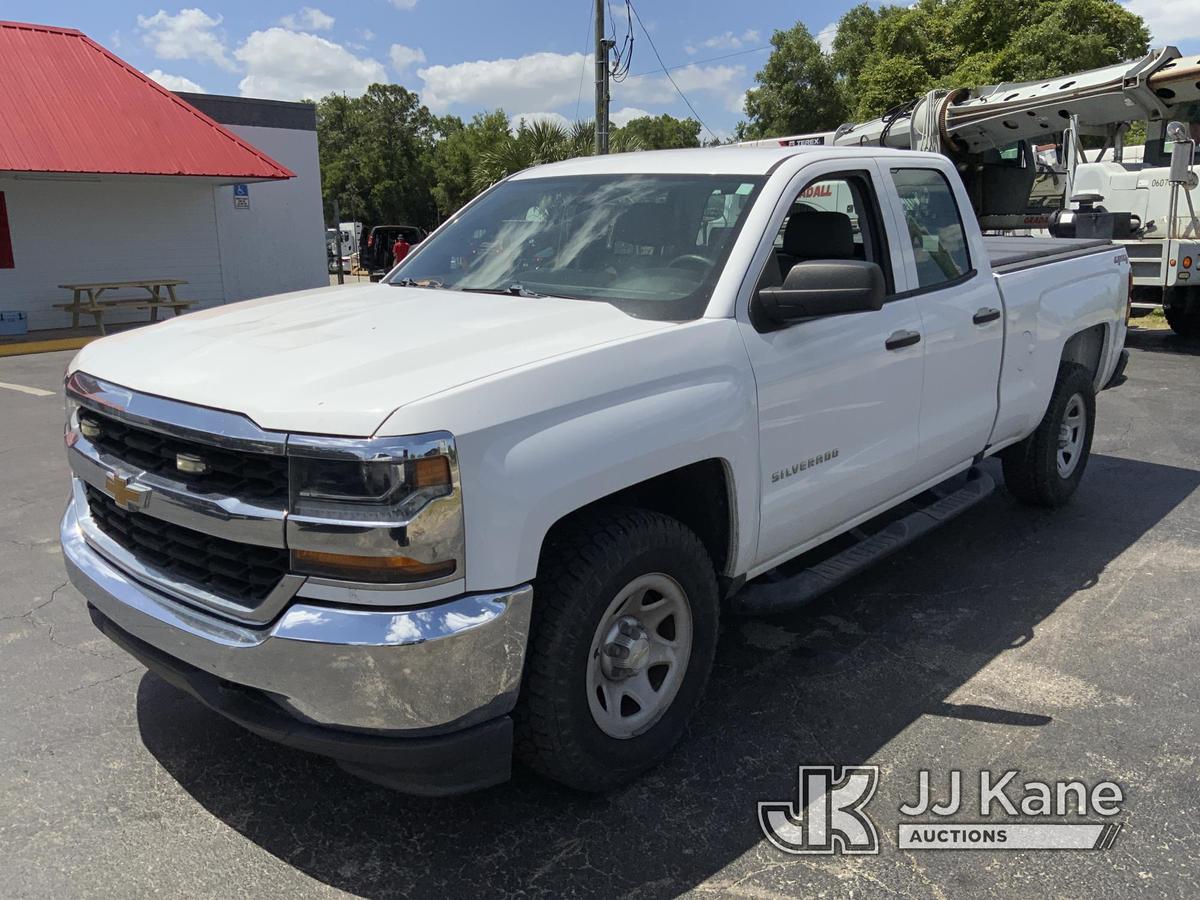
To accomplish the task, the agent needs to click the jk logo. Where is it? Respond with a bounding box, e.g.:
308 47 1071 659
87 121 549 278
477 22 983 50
759 766 880 855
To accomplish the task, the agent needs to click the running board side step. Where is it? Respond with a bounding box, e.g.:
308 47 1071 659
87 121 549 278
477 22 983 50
731 468 996 616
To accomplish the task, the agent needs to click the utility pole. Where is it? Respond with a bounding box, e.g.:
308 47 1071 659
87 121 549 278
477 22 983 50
594 0 613 154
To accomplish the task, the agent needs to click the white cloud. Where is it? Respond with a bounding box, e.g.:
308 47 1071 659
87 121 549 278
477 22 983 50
360 28 376 41
509 111 571 131
146 69 206 93
817 21 838 54
611 106 652 126
136 8 236 71
235 28 388 100
389 43 426 72
418 51 589 112
390 0 418 8
685 28 761 55
279 7 335 31
728 91 748 116
1122 0 1200 43
618 64 746 107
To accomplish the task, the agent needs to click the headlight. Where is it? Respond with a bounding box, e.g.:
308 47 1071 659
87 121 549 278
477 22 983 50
286 432 463 585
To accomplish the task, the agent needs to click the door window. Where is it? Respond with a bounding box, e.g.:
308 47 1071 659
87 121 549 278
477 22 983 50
765 171 892 293
890 168 971 288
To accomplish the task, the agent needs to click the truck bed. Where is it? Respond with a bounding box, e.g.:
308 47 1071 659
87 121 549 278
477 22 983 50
984 236 1113 274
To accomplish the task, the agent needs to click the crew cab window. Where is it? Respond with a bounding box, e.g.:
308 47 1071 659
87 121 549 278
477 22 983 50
764 171 892 294
891 168 971 288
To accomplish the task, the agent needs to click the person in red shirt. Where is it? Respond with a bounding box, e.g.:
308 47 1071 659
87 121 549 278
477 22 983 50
392 234 411 266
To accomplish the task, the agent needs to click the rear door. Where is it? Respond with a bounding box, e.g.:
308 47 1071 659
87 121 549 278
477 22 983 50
883 165 1004 482
738 161 927 571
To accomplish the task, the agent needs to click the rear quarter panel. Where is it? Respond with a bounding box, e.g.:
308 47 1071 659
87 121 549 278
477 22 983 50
990 249 1128 449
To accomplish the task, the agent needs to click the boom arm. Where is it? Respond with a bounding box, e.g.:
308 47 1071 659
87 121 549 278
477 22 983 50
833 48 1200 155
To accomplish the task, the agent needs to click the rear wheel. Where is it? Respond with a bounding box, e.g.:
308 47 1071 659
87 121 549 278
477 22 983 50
515 507 719 791
1002 362 1096 507
1165 303 1200 338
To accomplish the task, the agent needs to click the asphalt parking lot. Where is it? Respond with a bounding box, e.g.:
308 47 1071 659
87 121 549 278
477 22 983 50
2 332 1199 899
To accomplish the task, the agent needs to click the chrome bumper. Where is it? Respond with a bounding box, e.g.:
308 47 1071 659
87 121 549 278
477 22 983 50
62 495 533 734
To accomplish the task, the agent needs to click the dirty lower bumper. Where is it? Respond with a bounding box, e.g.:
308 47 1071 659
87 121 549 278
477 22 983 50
61 497 533 794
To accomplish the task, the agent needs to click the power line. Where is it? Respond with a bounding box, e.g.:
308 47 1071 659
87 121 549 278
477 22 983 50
625 44 770 79
573 0 593 122
625 0 716 140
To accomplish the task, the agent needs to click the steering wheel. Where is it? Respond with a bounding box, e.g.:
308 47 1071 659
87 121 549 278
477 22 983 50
666 253 713 270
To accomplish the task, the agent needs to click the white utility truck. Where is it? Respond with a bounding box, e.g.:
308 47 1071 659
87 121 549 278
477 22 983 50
61 146 1129 795
744 48 1200 334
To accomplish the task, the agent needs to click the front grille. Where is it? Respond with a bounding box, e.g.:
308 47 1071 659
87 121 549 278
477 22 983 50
81 409 287 503
85 484 288 605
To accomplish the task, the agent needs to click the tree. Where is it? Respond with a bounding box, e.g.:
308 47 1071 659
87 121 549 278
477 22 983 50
741 23 848 139
613 114 701 150
740 0 1152 133
430 110 511 220
315 84 439 228
472 119 643 191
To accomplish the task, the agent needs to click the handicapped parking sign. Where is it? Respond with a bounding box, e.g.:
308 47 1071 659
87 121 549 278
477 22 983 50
232 183 250 209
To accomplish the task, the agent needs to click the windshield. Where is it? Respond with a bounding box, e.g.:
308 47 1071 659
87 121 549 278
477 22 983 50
386 173 763 320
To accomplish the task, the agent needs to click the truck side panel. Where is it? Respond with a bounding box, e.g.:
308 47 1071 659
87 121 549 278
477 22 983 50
988 251 1128 451
377 318 762 592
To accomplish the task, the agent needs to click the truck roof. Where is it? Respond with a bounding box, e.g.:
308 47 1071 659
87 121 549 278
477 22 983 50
509 145 942 179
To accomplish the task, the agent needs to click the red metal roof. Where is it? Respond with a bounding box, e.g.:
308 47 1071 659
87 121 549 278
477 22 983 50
0 20 293 180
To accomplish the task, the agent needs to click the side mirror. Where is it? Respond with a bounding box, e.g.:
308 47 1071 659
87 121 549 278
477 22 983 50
754 259 885 326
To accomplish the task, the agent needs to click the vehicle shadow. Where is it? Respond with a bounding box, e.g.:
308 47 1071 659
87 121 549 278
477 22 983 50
1125 326 1200 356
136 454 1200 898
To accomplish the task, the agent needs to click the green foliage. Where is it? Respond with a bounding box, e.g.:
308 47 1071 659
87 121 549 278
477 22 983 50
741 23 848 139
741 0 1153 132
318 89 673 226
472 118 644 192
614 114 702 150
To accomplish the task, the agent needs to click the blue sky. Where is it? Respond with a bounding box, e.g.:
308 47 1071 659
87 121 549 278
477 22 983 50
2 1 1194 137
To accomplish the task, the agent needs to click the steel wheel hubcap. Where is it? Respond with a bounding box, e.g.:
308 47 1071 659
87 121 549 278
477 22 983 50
586 573 692 739
1057 393 1086 478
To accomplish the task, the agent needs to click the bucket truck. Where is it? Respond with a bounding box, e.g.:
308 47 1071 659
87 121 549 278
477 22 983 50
743 48 1200 335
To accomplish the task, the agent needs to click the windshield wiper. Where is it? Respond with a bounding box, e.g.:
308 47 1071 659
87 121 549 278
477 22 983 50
458 283 547 298
390 277 447 289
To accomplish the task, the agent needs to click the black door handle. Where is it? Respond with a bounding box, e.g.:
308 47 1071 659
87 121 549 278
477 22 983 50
973 307 1001 325
885 330 921 351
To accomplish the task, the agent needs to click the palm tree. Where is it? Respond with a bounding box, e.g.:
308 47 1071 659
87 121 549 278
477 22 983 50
473 119 644 192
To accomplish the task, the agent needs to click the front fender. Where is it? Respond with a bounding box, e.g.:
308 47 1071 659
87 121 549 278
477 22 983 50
377 318 760 591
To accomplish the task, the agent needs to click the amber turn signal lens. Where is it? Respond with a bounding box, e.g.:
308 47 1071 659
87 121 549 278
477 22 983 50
411 455 451 488
1184 256 1194 270
292 549 456 583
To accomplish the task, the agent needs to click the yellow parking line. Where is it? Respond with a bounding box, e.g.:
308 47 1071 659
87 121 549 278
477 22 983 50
0 337 94 357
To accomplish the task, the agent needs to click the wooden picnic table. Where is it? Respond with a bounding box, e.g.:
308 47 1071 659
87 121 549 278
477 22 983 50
55 278 194 335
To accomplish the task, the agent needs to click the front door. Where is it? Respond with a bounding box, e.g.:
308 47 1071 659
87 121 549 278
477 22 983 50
739 163 927 571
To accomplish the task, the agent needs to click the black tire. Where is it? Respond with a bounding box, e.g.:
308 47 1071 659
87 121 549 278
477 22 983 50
1001 361 1096 508
1165 304 1200 338
515 507 720 791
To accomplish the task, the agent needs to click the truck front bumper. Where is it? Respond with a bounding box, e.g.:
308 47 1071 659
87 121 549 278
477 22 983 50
61 497 533 795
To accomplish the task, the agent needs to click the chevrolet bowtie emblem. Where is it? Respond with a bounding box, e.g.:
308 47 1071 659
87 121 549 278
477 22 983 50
104 473 150 511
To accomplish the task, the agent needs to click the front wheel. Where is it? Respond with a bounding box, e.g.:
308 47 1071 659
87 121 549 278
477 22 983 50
1002 361 1096 507
515 507 719 791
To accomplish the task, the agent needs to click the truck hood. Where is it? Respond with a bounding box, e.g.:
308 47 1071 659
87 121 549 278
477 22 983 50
69 284 673 435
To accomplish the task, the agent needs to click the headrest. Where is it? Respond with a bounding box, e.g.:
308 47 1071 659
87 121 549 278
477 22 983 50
613 202 676 246
782 211 854 260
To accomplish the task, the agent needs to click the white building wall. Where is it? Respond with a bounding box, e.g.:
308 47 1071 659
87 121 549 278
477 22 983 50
0 176 225 331
210 123 327 302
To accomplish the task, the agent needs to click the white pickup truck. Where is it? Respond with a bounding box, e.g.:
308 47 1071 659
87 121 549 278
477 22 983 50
61 146 1130 795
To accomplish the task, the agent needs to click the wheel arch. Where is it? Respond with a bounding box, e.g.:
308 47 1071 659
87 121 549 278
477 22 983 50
536 459 737 580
